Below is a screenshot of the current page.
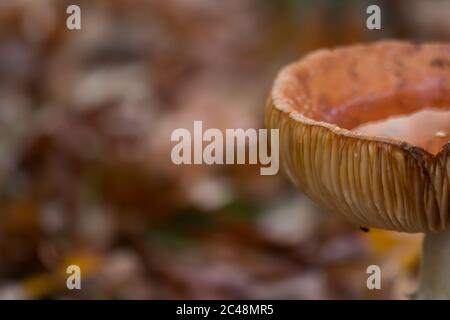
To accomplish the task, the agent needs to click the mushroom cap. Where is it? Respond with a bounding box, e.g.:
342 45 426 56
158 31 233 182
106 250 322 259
266 41 450 233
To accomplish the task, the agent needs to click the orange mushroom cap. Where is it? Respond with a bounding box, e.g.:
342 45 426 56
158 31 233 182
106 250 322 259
266 41 449 233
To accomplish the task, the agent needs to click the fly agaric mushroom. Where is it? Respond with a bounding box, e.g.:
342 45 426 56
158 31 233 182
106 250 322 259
266 41 449 299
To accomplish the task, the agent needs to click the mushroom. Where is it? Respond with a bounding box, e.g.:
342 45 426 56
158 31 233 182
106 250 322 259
266 41 449 299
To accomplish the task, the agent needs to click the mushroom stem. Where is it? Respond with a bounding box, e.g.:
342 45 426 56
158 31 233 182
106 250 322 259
417 229 450 299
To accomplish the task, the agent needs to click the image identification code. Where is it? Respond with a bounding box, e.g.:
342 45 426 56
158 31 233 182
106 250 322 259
176 304 274 317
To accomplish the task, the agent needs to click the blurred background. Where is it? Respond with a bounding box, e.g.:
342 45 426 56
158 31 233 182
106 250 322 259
0 0 449 299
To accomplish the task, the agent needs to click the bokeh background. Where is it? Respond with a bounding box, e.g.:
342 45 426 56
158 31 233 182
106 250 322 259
0 0 449 299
